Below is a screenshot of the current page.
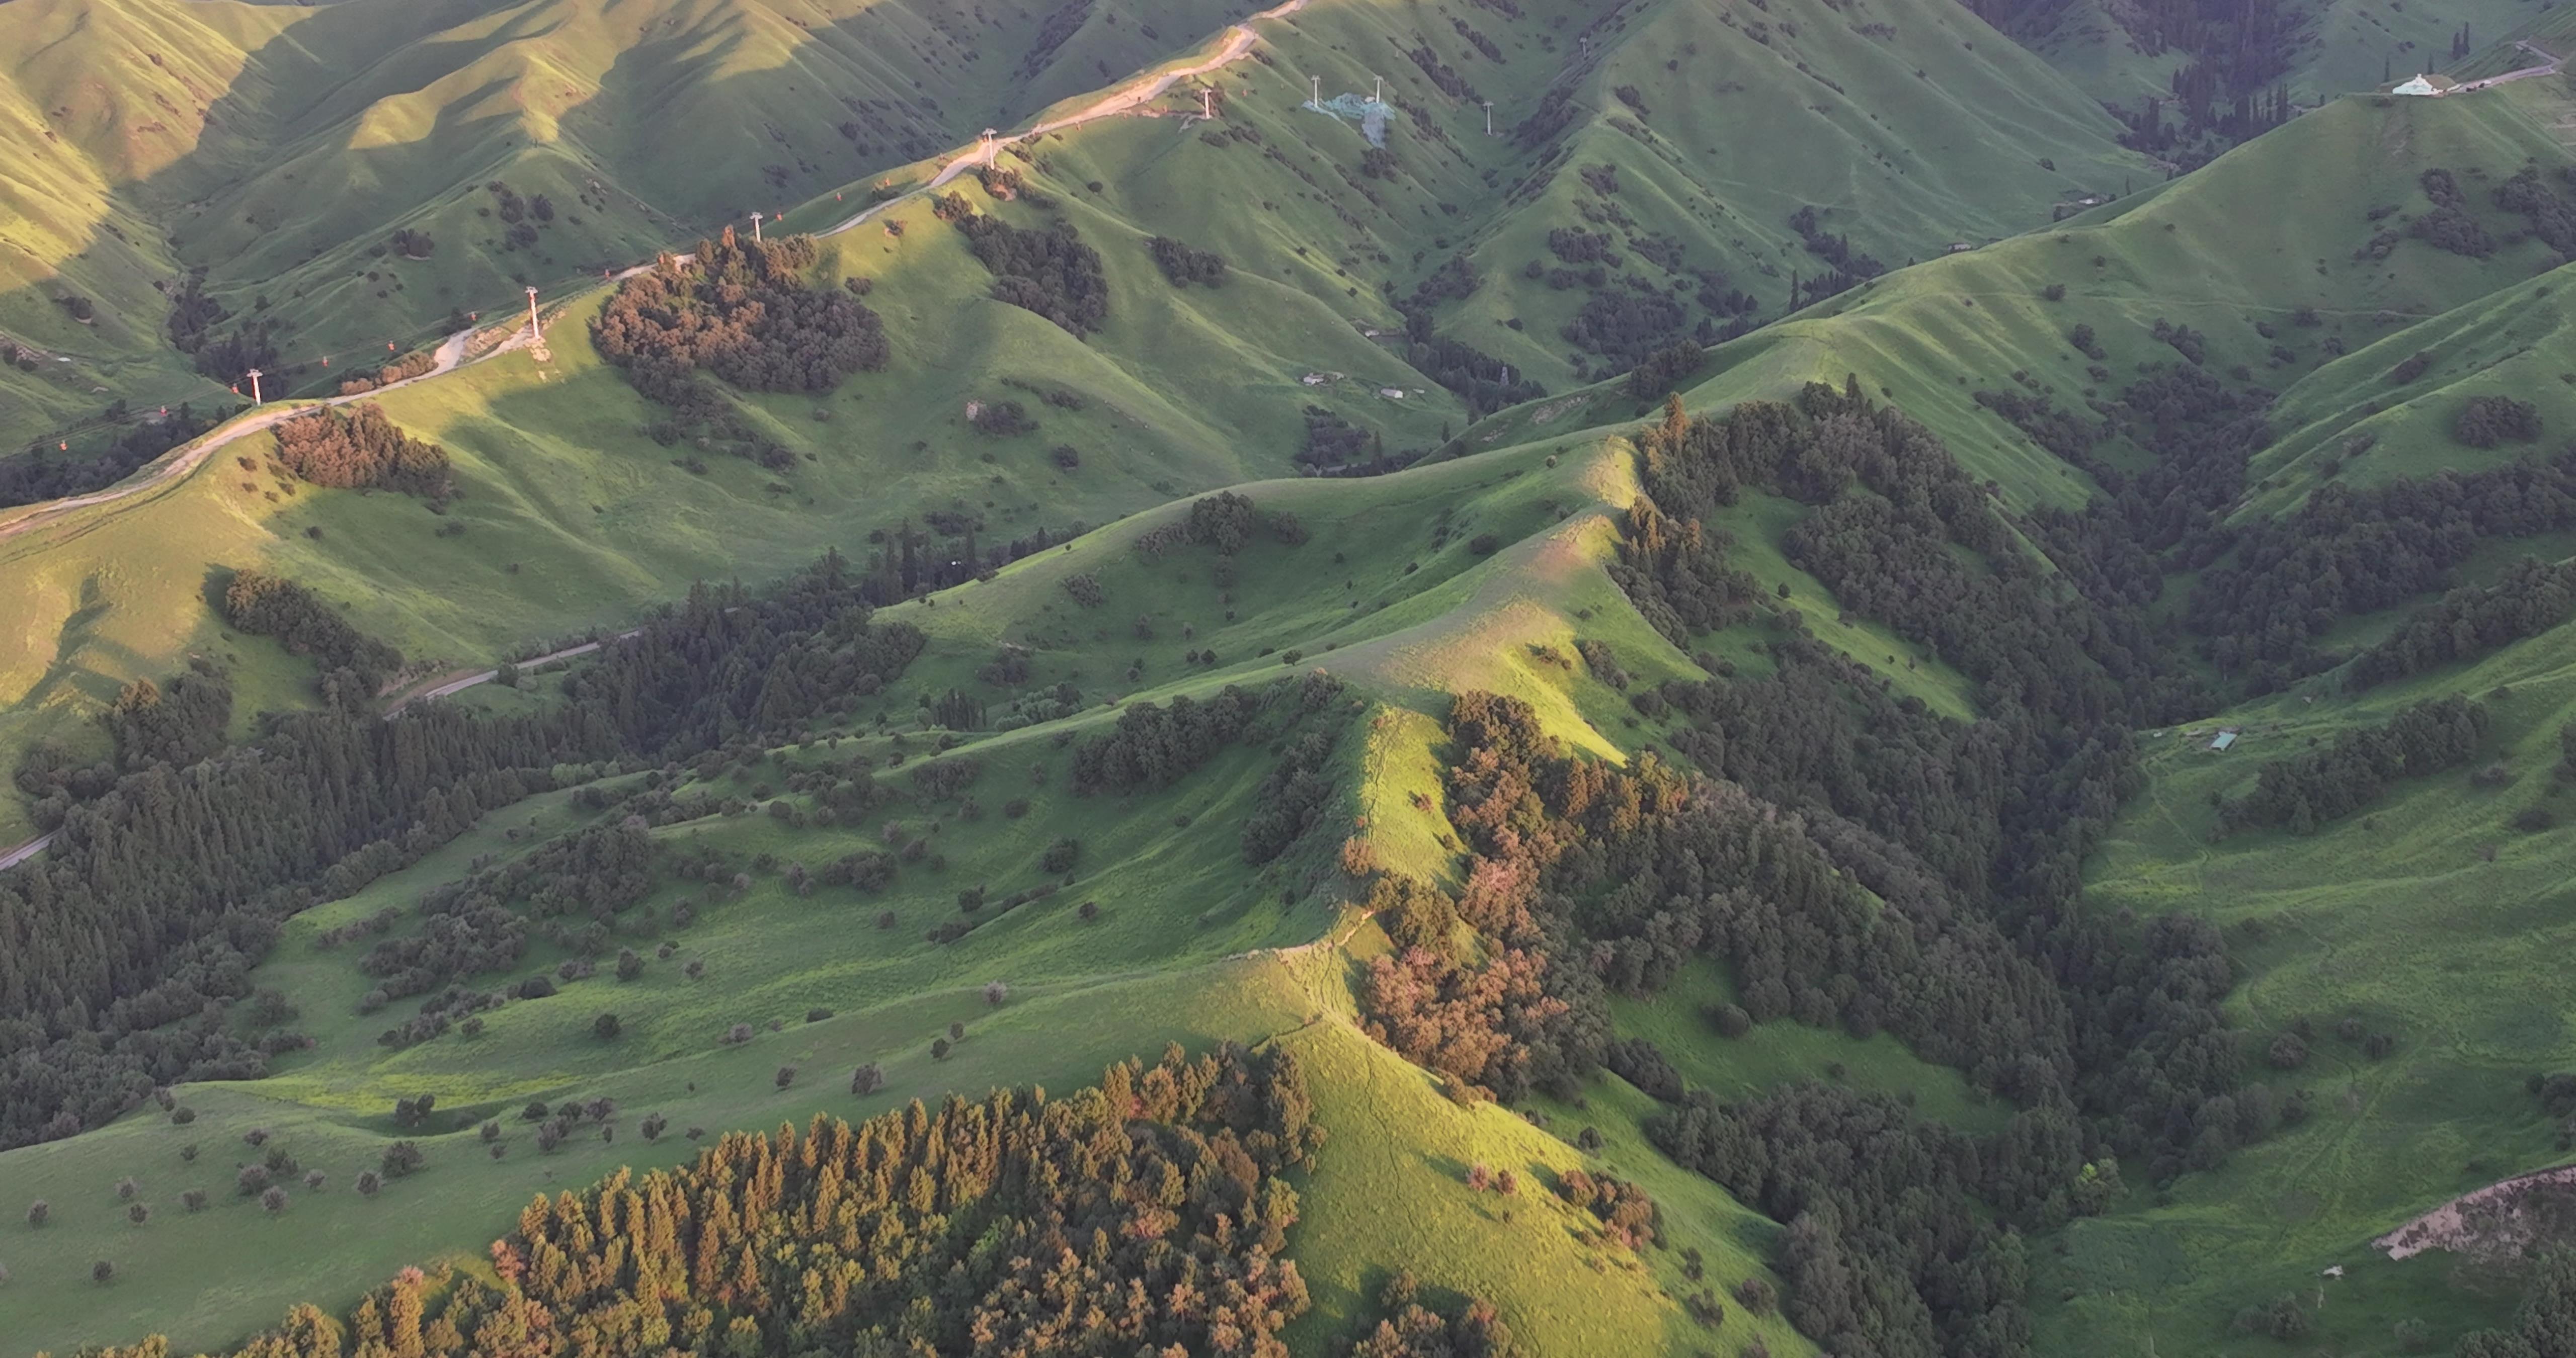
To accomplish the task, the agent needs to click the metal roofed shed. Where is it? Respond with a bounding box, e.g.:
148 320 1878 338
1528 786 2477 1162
2209 729 2239 752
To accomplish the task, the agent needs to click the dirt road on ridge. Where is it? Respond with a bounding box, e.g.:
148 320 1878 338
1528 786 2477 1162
4 0 1307 539
0 326 490 545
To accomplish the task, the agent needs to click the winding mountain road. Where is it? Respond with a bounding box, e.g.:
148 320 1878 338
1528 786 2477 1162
0 326 488 545
2453 40 2563 93
4 0 1310 549
0 0 1318 872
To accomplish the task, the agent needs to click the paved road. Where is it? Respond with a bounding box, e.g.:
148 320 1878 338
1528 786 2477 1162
384 627 645 713
0 326 490 545
0 831 50 871
0 3 1313 832
6 0 1306 538
2454 41 2563 93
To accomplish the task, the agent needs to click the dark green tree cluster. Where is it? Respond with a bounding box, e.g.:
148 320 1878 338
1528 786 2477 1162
270 404 452 497
948 210 1109 337
1242 717 1349 865
2222 695 2490 834
1624 341 1705 401
2411 167 2497 258
1622 389 2255 1176
2456 1248 2576 1358
2188 451 2576 688
1397 334 1544 418
1299 407 1385 473
2458 394 2544 449
1072 672 1344 795
1606 494 1762 640
1343 1269 1526 1357
2347 558 2576 690
221 570 406 694
1561 283 1686 368
1649 1085 2034 1358
591 232 889 394
101 668 234 773
1072 688 1262 793
69 1045 1321 1358
1133 489 1311 557
2492 164 2576 254
358 819 658 1008
1147 234 1228 286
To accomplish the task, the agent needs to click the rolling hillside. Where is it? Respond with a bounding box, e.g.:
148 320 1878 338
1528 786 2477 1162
20 1 2576 1357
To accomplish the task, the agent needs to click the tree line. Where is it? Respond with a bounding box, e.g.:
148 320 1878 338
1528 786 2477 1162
2187 451 2576 691
1333 383 2323 1351
222 570 407 695
2345 557 2576 690
0 550 923 1149
54 1044 1324 1358
2220 694 2490 834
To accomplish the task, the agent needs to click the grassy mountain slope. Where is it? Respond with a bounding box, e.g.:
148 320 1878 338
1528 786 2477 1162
0 0 2170 837
22 4 2576 1357
0 0 1261 445
1443 79 2576 513
2042 631 2576 1356
0 435 1846 1358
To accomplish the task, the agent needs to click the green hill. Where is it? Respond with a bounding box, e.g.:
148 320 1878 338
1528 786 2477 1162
24 2 2576 1356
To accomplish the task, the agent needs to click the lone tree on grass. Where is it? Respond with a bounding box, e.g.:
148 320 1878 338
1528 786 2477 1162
851 1063 884 1096
261 1186 288 1215
115 1176 138 1202
380 1140 425 1179
27 1200 51 1228
931 1038 952 1061
594 1012 622 1040
181 1190 208 1213
775 1066 797 1090
92 1260 113 1285
236 1164 270 1197
984 980 1010 1007
126 1203 149 1226
355 1171 382 1198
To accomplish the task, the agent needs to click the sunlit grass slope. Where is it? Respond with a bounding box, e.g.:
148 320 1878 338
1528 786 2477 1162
0 423 1826 1358
0 0 1265 444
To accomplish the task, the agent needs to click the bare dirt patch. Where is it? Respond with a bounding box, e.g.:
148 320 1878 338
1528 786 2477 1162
2377 1164 2576 1261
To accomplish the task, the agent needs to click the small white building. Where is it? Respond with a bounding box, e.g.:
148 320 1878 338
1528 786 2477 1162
2392 74 2444 96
